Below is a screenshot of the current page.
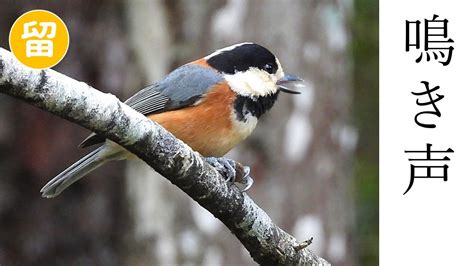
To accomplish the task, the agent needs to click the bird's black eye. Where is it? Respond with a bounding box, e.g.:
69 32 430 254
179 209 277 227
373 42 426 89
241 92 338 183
264 63 276 74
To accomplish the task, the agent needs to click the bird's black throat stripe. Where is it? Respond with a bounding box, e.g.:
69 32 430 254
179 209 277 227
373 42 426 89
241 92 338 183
233 92 280 121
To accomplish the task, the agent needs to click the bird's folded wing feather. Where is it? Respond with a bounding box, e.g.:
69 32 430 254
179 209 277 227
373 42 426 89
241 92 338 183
79 64 224 148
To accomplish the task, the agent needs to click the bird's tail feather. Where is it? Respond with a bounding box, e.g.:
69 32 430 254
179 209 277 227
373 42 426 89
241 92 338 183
41 146 119 198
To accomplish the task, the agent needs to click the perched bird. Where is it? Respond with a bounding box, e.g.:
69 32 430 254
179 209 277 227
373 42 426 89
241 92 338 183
41 42 302 198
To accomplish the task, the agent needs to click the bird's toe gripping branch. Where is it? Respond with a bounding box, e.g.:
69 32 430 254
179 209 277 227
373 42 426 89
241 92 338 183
204 157 254 192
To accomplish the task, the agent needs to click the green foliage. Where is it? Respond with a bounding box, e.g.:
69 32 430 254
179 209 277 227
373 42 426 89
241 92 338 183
352 0 379 265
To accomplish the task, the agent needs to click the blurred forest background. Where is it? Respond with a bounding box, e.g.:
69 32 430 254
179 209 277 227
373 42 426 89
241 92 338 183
0 0 378 265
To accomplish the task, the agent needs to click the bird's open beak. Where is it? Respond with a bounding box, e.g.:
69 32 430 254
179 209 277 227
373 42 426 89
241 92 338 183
277 74 303 94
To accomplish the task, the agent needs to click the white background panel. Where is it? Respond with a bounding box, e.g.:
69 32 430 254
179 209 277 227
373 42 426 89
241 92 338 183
381 1 474 265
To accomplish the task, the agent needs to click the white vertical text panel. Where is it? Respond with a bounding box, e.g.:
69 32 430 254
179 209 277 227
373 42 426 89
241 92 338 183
381 1 474 265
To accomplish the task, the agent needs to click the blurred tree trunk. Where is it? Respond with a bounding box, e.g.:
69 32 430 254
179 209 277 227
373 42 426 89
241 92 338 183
122 1 179 265
0 1 131 265
122 0 355 265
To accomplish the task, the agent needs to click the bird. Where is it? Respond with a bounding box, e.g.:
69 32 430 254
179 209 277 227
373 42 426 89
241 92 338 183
40 42 302 198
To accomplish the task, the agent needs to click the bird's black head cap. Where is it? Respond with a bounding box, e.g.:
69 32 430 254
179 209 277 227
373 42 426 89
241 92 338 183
206 43 278 75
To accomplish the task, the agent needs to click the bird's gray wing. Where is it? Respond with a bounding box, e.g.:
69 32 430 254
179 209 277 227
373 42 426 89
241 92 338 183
79 64 223 148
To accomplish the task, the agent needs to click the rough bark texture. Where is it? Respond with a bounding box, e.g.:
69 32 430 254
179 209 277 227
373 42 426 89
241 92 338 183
0 48 329 265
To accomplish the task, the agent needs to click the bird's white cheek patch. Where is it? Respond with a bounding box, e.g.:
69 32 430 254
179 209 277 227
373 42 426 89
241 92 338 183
225 68 278 97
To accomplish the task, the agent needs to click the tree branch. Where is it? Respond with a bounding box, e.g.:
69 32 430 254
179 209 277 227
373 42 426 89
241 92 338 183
0 48 329 265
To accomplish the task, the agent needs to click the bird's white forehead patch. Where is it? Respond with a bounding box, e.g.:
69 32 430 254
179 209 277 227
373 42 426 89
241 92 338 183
204 42 253 59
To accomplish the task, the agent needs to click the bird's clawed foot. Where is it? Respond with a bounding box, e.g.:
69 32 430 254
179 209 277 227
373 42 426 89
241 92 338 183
204 157 254 192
